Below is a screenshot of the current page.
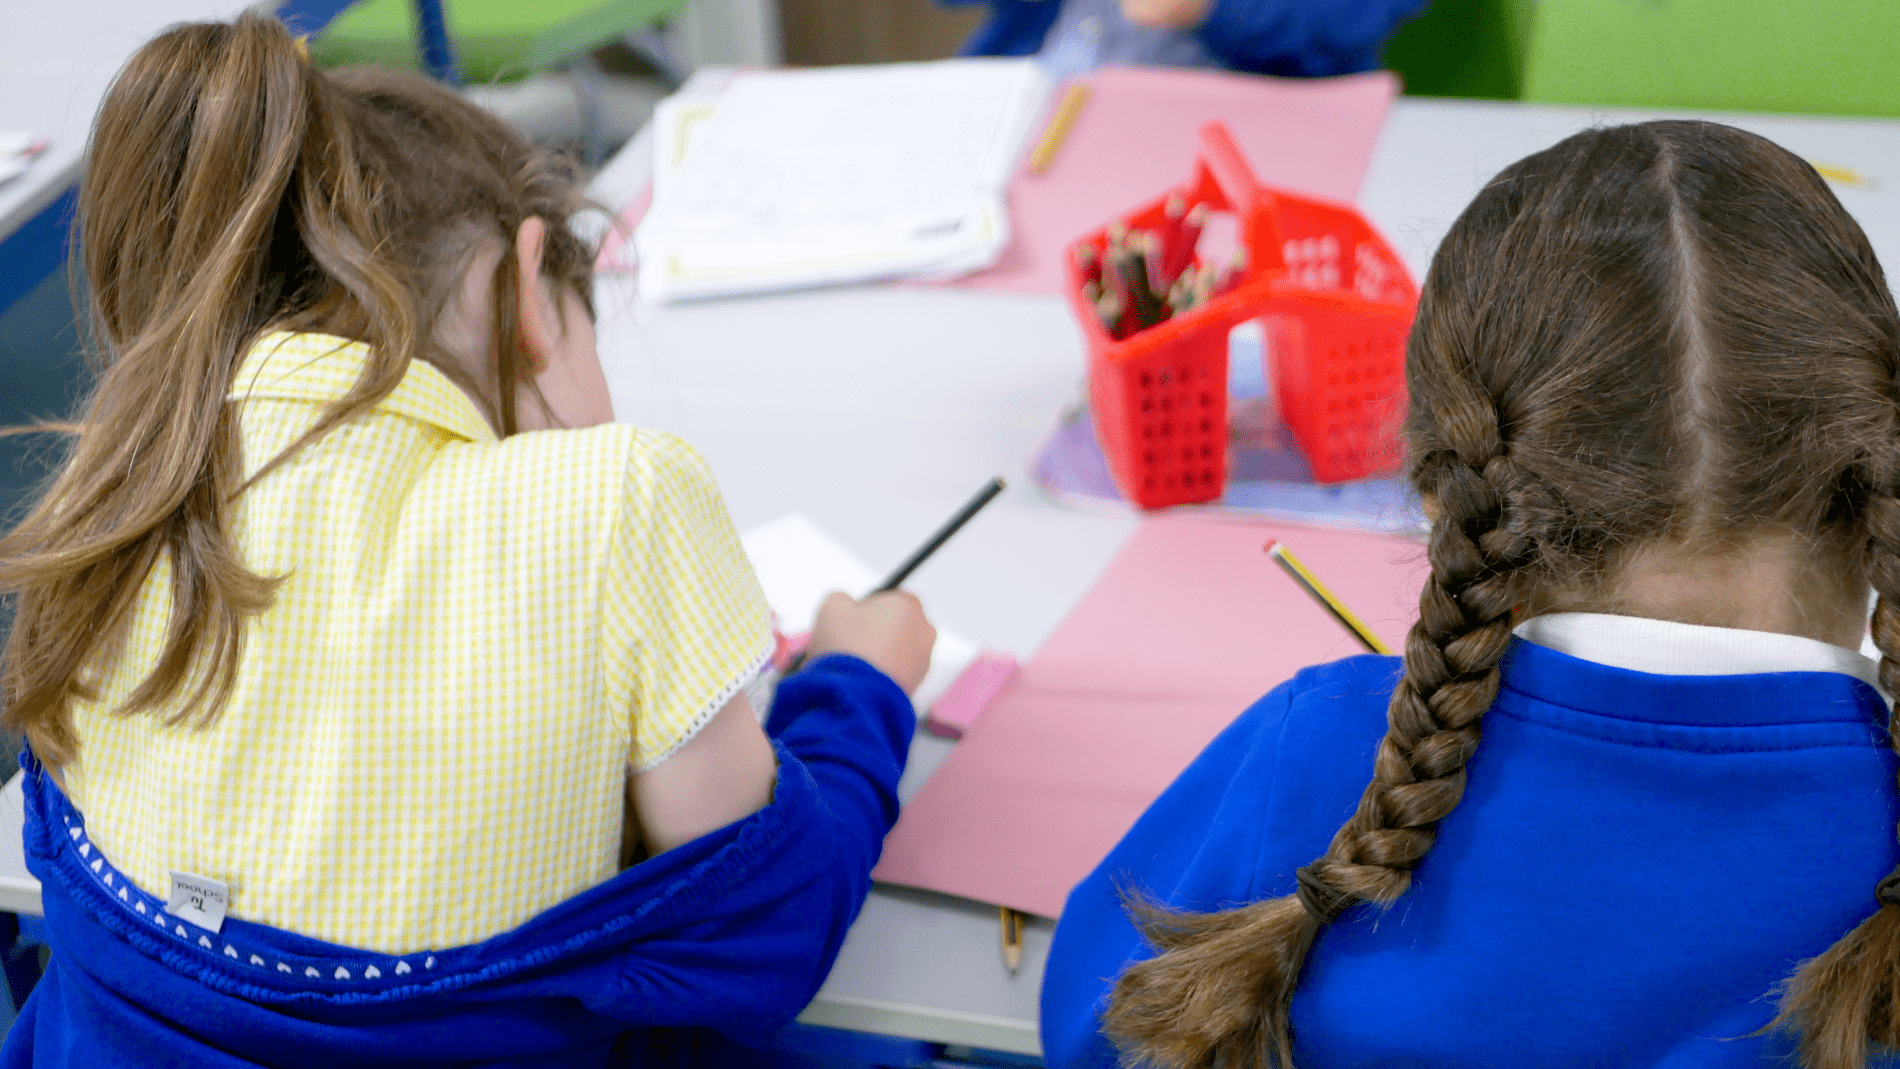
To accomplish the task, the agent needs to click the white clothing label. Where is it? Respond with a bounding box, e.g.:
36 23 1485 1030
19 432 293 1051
166 871 229 933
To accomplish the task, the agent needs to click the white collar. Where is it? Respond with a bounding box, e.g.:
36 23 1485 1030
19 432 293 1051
1514 612 1885 696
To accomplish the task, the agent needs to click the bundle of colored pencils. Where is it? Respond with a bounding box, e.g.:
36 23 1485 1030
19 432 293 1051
1076 194 1249 341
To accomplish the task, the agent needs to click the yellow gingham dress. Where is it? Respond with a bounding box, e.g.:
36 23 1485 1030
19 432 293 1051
60 332 774 954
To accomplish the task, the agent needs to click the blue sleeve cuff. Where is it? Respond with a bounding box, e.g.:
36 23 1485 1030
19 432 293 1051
767 653 909 738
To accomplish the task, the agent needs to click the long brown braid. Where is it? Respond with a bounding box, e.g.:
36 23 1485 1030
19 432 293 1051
1777 398 1900 1056
1105 120 1900 1069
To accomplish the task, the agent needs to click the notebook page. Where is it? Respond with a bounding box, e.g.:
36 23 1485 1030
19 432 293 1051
637 61 1048 299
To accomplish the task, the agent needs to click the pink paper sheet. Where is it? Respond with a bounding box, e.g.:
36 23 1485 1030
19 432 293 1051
872 516 1429 918
949 66 1399 295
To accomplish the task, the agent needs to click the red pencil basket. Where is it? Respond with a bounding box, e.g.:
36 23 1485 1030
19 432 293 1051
1063 121 1419 509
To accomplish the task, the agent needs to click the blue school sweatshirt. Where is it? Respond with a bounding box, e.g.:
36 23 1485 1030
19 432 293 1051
2 654 913 1069
950 0 1425 78
1041 638 1900 1067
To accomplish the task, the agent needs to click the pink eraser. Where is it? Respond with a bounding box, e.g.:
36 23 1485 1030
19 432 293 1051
925 651 1019 739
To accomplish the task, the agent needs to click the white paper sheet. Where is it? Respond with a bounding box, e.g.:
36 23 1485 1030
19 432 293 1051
636 61 1048 301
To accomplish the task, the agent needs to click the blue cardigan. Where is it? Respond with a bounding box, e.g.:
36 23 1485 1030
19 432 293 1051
2 654 913 1069
1042 640 1900 1067
952 0 1426 77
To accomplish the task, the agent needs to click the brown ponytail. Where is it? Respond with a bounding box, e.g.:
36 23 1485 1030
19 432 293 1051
1106 121 1900 1068
0 13 597 765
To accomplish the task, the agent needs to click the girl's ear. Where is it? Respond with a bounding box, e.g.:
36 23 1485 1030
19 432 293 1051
513 216 555 376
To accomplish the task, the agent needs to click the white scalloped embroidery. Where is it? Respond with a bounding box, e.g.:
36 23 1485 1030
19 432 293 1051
334 967 349 980
364 965 381 979
303 967 319 978
224 946 238 959
174 925 187 937
276 963 291 973
198 936 213 949
394 961 411 975
79 843 89 857
117 887 127 901
68 828 80 840
90 859 102 873
251 955 266 966
134 901 146 914
424 956 435 969
635 639 775 772
103 872 112 886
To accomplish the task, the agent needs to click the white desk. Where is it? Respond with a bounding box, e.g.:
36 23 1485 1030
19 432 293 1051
1 94 1895 1058
1362 98 1900 291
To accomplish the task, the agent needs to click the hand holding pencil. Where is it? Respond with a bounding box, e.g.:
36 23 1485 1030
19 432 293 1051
807 591 936 695
792 477 1006 687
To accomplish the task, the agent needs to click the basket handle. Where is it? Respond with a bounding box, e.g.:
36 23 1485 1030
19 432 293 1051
1197 120 1280 276
1198 121 1263 211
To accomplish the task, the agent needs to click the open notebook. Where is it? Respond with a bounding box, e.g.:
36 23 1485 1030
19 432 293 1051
634 61 1049 301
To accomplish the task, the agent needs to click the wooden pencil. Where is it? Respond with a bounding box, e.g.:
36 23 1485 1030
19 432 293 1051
1264 540 1393 655
1000 907 1025 974
1028 83 1092 175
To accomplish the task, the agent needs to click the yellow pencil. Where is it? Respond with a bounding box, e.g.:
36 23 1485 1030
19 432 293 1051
1264 539 1394 656
1027 83 1091 176
1807 159 1875 189
1000 906 1025 974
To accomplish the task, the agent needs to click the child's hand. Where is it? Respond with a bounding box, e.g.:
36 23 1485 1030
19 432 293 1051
807 591 936 694
1120 0 1212 30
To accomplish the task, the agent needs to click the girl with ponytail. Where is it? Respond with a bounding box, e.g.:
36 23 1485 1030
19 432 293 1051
1043 120 1900 1069
0 13 934 1067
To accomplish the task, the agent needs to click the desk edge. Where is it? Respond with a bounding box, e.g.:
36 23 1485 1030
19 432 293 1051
798 992 1041 1056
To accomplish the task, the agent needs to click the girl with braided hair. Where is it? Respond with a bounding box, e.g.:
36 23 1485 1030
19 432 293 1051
1042 119 1900 1069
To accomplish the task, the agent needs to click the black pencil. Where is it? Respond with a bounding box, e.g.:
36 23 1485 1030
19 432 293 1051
876 476 1007 592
